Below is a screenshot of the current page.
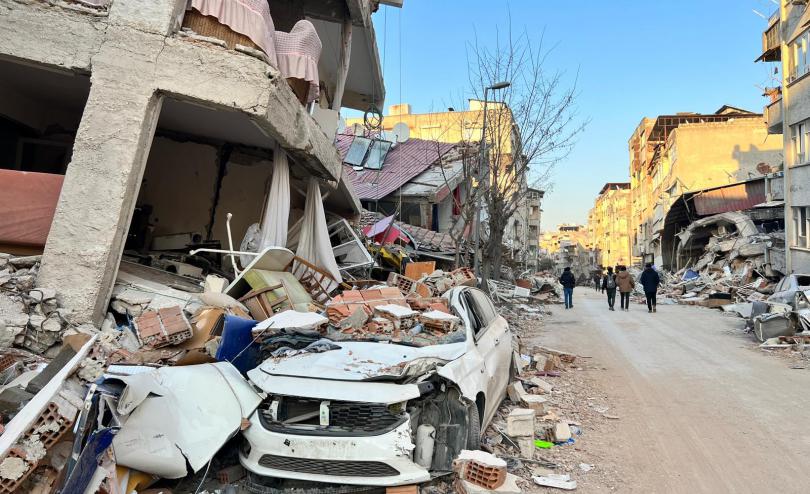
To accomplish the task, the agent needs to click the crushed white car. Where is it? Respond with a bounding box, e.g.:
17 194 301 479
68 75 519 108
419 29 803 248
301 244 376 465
240 286 513 486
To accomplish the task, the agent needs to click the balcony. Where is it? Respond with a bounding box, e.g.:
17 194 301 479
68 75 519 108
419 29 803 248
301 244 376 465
757 14 780 63
765 97 783 135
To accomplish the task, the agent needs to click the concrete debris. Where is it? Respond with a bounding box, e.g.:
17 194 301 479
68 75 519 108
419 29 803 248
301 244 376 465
0 254 75 355
506 408 535 437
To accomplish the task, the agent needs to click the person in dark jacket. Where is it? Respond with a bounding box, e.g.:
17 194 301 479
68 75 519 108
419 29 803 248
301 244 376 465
639 263 661 313
602 266 617 311
559 267 576 309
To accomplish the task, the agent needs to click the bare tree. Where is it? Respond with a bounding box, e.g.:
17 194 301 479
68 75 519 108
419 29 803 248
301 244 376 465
467 23 586 281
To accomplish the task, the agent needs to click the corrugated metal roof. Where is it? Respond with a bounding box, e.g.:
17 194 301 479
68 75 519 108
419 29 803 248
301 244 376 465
692 180 766 216
336 134 454 200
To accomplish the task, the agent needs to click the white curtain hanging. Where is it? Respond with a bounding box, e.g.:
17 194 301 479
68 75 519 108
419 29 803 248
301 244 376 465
258 143 291 250
295 177 343 287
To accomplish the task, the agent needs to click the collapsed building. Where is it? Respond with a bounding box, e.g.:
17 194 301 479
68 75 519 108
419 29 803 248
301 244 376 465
628 106 783 268
0 0 395 327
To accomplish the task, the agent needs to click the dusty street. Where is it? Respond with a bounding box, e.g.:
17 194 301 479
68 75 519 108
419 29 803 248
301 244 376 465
531 289 810 494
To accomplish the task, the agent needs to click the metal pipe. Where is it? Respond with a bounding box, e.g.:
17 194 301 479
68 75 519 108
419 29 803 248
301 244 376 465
225 213 241 277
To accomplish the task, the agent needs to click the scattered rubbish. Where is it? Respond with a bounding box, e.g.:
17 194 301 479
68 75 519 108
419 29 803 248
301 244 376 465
533 473 577 490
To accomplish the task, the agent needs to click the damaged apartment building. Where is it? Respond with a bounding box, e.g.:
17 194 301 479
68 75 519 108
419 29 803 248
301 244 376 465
0 0 399 325
345 102 544 270
757 2 810 275
628 106 785 270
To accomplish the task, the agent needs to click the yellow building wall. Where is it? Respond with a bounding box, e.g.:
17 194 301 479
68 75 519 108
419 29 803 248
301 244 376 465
589 188 631 267
662 121 783 194
345 102 515 154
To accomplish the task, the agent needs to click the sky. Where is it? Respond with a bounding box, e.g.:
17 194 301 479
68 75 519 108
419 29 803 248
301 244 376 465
364 0 781 231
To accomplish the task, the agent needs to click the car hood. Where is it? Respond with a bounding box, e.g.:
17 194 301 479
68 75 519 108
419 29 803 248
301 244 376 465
252 341 466 382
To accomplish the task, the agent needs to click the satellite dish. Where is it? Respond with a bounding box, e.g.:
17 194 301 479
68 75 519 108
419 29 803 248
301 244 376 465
336 117 347 134
392 122 410 143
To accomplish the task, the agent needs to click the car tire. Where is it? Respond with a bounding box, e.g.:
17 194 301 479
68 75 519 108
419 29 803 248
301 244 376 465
466 404 481 450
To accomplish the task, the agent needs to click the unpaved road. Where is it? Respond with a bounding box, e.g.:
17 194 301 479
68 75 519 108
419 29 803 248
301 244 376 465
535 289 810 493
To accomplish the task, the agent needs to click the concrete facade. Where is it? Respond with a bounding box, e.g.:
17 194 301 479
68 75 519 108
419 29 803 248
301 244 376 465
0 0 385 324
587 183 631 268
758 4 810 274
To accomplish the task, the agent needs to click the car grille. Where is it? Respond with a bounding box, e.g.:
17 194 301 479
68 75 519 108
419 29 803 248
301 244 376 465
258 454 400 477
259 399 406 436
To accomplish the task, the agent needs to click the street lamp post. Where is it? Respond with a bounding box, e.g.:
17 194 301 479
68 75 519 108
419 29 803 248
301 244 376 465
472 81 510 282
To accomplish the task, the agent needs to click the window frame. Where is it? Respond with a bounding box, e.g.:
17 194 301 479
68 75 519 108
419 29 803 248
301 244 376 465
794 206 810 249
468 289 498 340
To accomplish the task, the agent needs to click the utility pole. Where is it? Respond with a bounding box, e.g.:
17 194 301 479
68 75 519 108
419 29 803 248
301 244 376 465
472 81 510 282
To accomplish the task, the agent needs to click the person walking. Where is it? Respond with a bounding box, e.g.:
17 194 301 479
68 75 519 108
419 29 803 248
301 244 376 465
559 267 576 309
615 265 634 311
592 270 602 292
639 262 661 313
602 266 617 311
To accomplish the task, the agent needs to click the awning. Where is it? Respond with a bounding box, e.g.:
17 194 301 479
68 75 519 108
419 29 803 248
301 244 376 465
692 180 767 216
755 46 780 63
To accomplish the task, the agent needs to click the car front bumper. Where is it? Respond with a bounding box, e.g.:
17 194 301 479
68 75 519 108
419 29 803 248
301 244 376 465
239 413 430 486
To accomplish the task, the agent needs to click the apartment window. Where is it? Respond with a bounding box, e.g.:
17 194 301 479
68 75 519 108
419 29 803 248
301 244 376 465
794 206 810 249
791 120 810 164
790 31 810 81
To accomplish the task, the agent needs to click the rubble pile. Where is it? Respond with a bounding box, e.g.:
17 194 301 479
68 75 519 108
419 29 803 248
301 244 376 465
1 244 549 493
0 254 78 355
479 345 585 492
655 225 784 309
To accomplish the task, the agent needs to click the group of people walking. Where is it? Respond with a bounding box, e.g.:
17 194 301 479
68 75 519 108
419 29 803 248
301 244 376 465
596 263 660 312
562 263 661 312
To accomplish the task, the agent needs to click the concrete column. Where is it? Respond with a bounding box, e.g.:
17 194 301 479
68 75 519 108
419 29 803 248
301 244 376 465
38 78 163 325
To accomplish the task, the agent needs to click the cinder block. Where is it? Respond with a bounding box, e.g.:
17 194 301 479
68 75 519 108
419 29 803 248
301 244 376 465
517 436 535 459
506 408 535 437
520 395 547 414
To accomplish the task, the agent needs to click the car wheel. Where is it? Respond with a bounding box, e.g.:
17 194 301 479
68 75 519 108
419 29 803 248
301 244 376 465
466 404 481 450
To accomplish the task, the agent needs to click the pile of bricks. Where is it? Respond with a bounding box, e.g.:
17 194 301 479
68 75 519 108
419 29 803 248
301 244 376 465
326 287 407 327
0 392 79 493
420 267 477 295
386 272 434 298
419 310 461 334
134 306 193 349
